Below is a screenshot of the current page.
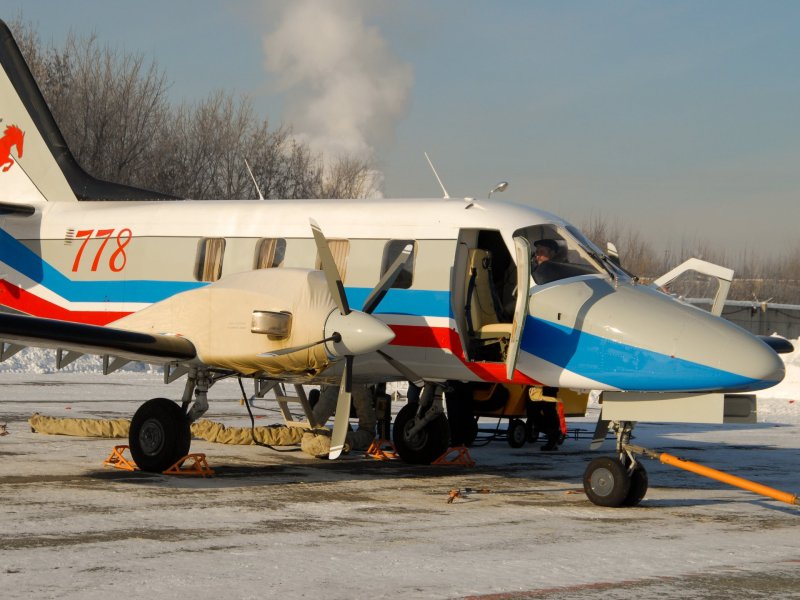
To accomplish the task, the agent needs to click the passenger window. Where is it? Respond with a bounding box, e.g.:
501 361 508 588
195 238 225 282
315 239 350 280
381 240 416 289
254 238 286 269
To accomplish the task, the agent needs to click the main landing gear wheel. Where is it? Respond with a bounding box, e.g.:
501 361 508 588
129 398 191 473
393 403 450 464
507 418 527 448
583 456 631 507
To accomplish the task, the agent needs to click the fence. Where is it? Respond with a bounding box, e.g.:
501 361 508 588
687 299 800 340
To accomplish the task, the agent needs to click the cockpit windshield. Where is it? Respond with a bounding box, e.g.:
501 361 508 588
513 224 629 285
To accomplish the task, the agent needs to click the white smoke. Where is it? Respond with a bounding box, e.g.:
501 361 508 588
263 1 412 192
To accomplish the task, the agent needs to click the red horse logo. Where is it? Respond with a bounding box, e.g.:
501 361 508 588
0 124 25 172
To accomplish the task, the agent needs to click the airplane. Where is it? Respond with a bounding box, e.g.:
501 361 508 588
0 20 790 507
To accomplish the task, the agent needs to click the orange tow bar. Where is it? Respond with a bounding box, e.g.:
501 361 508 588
626 444 799 507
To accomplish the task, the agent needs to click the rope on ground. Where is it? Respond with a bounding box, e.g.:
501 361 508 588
26 413 337 458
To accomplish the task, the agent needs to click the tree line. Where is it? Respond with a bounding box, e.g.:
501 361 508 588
580 214 799 304
10 18 375 200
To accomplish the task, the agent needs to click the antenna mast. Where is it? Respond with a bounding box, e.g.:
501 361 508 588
424 152 450 199
245 159 265 200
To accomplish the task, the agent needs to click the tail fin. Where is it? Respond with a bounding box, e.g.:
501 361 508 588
0 20 178 202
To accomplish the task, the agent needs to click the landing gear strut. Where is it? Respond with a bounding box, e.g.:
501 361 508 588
583 420 649 507
129 368 211 472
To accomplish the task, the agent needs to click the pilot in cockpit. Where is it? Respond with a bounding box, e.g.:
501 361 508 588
501 238 560 320
532 238 559 268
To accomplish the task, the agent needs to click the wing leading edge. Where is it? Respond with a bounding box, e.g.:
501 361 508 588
0 312 197 366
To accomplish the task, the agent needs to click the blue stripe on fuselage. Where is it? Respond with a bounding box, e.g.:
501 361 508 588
1 228 452 309
345 287 452 318
0 228 205 302
519 316 761 391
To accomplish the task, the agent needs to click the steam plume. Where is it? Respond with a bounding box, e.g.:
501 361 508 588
263 1 412 192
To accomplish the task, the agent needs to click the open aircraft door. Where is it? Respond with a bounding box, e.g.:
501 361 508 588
505 236 531 380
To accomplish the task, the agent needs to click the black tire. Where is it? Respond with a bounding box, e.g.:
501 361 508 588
393 403 450 464
583 456 631 508
622 462 649 507
507 419 527 448
129 398 191 473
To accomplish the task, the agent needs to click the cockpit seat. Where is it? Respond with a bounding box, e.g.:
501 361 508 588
464 249 512 359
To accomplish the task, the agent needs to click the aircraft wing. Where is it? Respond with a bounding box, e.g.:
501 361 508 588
0 312 197 368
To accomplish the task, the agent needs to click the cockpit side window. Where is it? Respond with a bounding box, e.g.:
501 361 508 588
513 225 607 285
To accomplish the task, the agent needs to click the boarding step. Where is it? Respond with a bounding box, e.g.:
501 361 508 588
247 380 319 429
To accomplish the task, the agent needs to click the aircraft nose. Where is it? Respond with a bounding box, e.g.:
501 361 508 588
529 281 787 392
628 287 786 392
710 327 785 389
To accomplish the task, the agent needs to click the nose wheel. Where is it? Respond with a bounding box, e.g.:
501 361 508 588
583 456 649 507
583 420 649 507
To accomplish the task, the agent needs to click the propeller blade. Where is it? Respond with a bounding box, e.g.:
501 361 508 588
377 350 424 388
361 243 413 314
258 333 341 358
328 355 353 460
310 218 350 315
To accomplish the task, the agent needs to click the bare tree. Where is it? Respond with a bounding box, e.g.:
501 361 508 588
321 156 377 199
8 17 375 201
580 213 800 304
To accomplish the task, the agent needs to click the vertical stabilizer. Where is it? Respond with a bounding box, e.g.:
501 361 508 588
0 20 178 203
0 21 76 202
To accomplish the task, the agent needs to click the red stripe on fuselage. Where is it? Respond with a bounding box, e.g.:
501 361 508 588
389 324 539 385
0 280 130 325
0 281 539 385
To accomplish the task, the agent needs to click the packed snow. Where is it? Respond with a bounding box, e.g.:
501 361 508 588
0 340 798 599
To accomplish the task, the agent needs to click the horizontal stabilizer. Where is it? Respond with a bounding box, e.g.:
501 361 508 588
758 335 794 354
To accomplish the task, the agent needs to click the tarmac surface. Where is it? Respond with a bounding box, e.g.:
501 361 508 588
1 372 799 599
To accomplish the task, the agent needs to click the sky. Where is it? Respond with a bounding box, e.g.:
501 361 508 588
2 1 799 257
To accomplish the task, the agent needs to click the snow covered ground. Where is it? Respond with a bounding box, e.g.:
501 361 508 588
0 342 798 599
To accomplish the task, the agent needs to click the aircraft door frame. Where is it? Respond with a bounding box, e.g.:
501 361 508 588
505 236 531 380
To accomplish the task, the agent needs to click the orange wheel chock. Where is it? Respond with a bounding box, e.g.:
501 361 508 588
103 445 139 472
432 446 476 467
163 453 215 477
365 438 399 461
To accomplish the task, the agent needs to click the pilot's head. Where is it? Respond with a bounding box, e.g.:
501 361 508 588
533 239 559 265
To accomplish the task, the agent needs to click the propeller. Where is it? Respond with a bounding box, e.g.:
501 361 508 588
312 219 413 458
262 220 424 459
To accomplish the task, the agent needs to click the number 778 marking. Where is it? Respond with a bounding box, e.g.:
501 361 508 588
70 228 132 272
